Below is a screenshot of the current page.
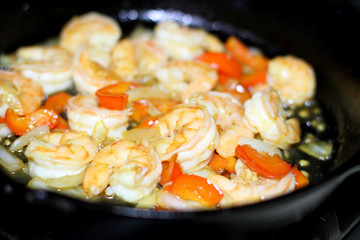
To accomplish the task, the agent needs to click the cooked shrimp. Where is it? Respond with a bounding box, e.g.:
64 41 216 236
216 123 254 158
11 45 73 95
267 55 316 106
110 39 137 81
209 137 295 206
153 103 219 173
188 91 253 158
24 131 98 179
83 139 162 203
133 40 168 81
67 95 132 141
111 39 168 82
187 91 244 130
154 21 224 60
60 12 121 55
243 87 300 149
73 45 122 95
0 70 43 117
210 167 295 207
155 61 218 101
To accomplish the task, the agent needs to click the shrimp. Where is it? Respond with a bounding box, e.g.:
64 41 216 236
110 39 137 82
188 91 254 158
155 61 218 101
154 21 224 60
11 45 73 95
67 95 133 141
243 87 300 149
72 45 122 95
111 39 168 82
24 131 98 179
60 12 121 55
209 138 295 207
216 123 254 158
187 91 244 130
210 167 295 207
82 139 162 203
267 55 316 106
153 103 219 173
0 70 43 117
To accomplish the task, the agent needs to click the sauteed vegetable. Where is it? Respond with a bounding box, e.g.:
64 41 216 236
0 12 332 210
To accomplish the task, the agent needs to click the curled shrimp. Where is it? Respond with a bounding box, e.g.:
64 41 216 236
11 45 73 95
209 138 295 207
187 91 244 130
243 87 300 149
110 39 137 81
155 61 218 101
210 166 295 207
267 55 316 106
24 131 98 179
188 91 254 158
73 45 123 95
67 95 133 141
83 139 162 203
111 39 168 82
60 12 121 55
0 70 43 117
154 21 224 60
153 103 219 173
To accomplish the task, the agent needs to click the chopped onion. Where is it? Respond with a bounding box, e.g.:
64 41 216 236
27 177 53 191
91 120 108 145
0 145 25 172
127 85 171 103
27 177 89 199
59 186 89 199
9 125 50 152
298 141 333 160
123 127 161 142
0 123 13 138
44 171 85 189
136 188 159 209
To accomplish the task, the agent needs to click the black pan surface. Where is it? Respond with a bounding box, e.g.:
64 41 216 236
1 0 360 239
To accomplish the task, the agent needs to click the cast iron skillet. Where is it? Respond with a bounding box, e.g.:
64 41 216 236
1 0 360 239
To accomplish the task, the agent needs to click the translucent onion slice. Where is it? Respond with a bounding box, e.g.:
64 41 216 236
298 141 333 160
91 120 108 145
123 127 161 142
126 85 171 103
0 123 13 138
27 171 85 189
27 178 89 199
136 188 159 209
0 145 25 172
9 125 50 152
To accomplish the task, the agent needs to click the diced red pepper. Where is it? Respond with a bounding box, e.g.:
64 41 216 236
95 82 131 110
165 174 223 207
235 144 291 179
291 165 310 190
5 108 58 136
196 52 243 79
